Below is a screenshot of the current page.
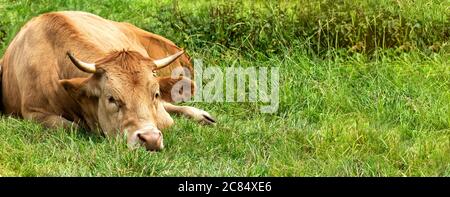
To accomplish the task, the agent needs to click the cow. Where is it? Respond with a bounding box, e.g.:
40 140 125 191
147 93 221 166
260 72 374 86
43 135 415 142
0 11 216 151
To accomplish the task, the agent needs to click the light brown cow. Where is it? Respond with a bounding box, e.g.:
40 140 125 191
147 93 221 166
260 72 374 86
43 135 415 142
0 11 215 151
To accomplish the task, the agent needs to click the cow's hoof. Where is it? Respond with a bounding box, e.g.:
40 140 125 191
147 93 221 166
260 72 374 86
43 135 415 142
200 113 216 125
188 107 217 125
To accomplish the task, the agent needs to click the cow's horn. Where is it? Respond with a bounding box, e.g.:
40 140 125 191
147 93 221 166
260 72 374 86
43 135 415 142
67 52 96 73
153 50 184 69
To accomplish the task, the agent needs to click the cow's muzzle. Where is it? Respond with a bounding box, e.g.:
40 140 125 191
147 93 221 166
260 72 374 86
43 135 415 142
128 124 164 151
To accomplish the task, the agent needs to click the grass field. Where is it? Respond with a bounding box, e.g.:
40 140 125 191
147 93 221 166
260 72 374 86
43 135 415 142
0 0 449 176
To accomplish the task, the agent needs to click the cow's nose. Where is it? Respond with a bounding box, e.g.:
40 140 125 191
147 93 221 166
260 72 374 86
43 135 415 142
137 131 163 151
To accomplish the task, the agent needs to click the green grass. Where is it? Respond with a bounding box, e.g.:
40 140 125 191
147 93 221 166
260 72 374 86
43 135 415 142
0 0 449 176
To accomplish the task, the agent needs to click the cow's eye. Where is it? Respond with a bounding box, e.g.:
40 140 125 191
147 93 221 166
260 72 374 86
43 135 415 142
108 96 116 103
155 92 160 99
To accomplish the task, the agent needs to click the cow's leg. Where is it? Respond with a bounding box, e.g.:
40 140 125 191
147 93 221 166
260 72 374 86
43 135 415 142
22 111 79 130
163 102 216 125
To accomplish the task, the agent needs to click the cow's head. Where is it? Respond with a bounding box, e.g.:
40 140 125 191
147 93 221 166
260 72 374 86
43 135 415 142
59 50 194 151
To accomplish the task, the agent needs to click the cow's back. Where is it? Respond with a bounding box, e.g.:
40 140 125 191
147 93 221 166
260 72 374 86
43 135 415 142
59 11 148 55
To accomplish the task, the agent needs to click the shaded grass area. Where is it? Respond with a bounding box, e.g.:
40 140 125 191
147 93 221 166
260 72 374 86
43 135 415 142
0 0 449 56
0 0 449 176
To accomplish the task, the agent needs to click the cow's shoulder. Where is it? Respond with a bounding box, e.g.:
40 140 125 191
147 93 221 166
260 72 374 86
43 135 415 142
116 22 193 78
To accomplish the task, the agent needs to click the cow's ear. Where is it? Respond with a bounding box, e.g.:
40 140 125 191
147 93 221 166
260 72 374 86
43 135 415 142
59 77 100 97
157 76 195 103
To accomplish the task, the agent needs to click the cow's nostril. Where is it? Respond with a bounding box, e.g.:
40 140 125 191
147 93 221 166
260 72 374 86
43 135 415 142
137 133 146 142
